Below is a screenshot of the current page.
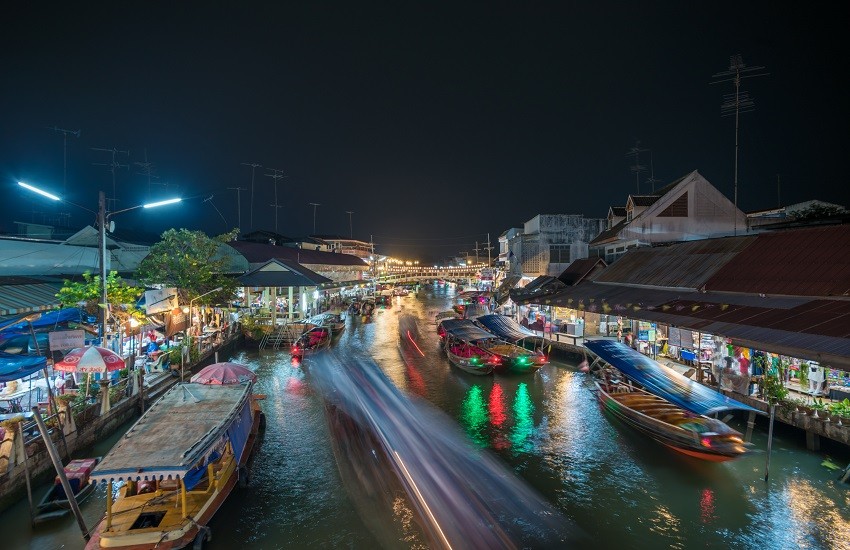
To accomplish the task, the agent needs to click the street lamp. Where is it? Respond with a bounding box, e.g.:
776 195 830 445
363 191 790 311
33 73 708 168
18 182 181 343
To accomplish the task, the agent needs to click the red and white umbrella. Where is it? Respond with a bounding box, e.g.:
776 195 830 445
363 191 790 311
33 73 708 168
191 362 257 385
54 346 126 374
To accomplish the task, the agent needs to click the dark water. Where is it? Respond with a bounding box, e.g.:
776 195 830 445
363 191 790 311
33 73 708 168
4 285 850 549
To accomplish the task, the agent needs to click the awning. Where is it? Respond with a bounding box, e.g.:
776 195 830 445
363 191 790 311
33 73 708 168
494 275 521 305
476 314 537 343
0 351 47 382
440 319 497 343
0 283 62 316
584 339 761 415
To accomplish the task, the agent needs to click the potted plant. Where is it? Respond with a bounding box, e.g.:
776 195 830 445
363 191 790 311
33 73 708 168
810 397 828 419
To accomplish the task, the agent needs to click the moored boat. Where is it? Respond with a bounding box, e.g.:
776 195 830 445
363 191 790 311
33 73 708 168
306 312 345 335
438 319 501 375
291 326 332 358
440 318 545 374
33 457 101 524
84 369 264 550
584 340 758 462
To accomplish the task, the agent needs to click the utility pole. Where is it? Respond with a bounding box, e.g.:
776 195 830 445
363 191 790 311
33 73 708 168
625 140 648 194
346 211 354 238
227 186 247 232
241 162 262 230
265 168 287 234
473 241 481 265
92 147 129 212
309 202 321 234
484 233 494 266
711 54 768 236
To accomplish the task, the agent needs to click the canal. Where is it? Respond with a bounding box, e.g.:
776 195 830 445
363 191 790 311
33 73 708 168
4 285 850 549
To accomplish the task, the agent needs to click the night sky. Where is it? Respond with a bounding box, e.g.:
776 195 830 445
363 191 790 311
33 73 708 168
2 2 848 261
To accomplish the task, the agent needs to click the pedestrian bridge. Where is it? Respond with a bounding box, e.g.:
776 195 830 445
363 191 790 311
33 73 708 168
378 264 487 285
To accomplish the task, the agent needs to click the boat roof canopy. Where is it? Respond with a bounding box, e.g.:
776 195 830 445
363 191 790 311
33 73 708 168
584 339 762 415
475 314 537 343
90 383 251 483
440 318 496 343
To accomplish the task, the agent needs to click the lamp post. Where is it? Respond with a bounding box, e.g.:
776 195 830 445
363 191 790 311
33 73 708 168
19 182 181 343
189 287 224 356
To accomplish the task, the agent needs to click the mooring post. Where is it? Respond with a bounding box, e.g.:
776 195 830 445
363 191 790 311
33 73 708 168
17 422 35 523
764 403 776 482
744 410 757 443
32 407 89 540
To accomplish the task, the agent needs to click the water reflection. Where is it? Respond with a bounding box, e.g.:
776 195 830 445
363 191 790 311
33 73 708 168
308 351 587 549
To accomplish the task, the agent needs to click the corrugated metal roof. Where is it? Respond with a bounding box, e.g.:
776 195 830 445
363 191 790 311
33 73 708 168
593 236 756 290
0 282 62 315
238 259 331 287
705 225 850 297
227 240 368 267
557 257 606 286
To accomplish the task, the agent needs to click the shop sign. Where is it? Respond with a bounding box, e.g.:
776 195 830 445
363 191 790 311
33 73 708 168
145 287 179 315
49 329 85 351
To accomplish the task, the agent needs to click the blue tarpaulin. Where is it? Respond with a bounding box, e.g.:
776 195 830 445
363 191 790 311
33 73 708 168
2 308 86 333
0 351 47 382
476 314 537 343
584 339 761 415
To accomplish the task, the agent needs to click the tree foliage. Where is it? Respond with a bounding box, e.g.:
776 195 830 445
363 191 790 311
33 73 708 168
790 203 847 221
135 228 239 304
56 271 145 326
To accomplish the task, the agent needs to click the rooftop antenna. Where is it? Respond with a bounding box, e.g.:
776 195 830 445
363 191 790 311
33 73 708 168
265 168 287 233
241 162 262 230
203 195 228 230
49 126 80 224
91 146 129 212
625 140 648 194
345 211 354 238
134 149 159 200
308 203 321 234
645 150 661 193
227 186 247 232
711 54 768 236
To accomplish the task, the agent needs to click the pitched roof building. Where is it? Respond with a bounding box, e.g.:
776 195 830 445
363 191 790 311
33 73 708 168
591 170 746 263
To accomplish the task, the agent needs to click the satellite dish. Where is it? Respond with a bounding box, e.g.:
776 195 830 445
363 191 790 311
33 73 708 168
108 220 115 232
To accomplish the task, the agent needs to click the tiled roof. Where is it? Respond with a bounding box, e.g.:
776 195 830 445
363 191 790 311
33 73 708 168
589 218 628 245
609 206 627 217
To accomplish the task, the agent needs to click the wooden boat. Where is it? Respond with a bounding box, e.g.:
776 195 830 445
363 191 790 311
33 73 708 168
438 319 499 375
85 381 264 549
306 312 345 335
33 457 101 524
585 340 757 462
291 326 332 358
441 318 545 374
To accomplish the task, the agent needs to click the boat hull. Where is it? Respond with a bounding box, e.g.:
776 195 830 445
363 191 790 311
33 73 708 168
594 380 747 462
85 403 263 549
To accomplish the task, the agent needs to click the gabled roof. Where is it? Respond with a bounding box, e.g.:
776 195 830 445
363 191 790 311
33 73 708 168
590 218 628 245
241 230 294 244
627 195 661 208
608 206 627 218
227 241 368 267
238 258 332 287
557 257 607 286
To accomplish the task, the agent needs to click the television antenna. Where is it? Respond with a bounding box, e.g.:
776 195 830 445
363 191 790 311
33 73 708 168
625 140 648 194
134 149 160 200
241 162 262 230
48 126 80 226
711 54 768 236
92 146 129 212
308 202 320 234
265 168 288 233
227 186 247 232
345 211 354 238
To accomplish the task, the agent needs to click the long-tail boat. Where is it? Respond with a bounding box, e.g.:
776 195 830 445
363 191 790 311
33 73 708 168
84 378 264 549
584 340 759 462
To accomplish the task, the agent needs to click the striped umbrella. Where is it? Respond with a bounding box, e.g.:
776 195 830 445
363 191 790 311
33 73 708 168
54 345 125 374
